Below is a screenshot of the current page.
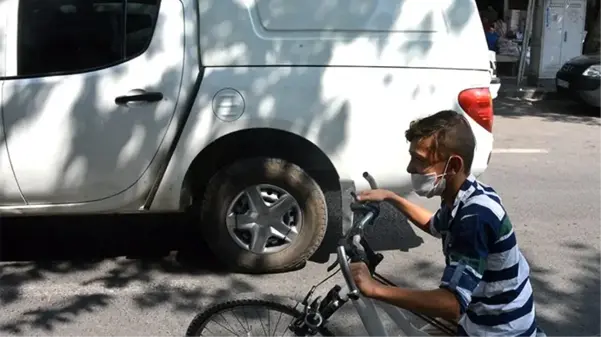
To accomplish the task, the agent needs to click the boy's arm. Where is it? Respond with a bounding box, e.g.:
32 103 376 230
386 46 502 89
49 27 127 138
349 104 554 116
384 193 441 237
368 212 490 321
439 213 489 315
370 285 462 322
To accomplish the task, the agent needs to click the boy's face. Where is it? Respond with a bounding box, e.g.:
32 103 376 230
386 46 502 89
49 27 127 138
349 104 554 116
406 136 446 175
407 136 465 179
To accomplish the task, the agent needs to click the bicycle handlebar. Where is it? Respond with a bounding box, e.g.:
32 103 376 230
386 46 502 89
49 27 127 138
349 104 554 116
362 171 378 189
335 171 384 300
298 172 457 337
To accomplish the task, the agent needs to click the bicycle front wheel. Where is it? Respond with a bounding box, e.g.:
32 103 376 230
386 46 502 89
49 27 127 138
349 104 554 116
185 296 334 336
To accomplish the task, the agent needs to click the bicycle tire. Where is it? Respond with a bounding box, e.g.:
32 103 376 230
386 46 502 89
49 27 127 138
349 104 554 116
185 296 335 336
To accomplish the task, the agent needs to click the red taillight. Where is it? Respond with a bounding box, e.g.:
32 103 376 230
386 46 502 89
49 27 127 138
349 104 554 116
458 88 494 132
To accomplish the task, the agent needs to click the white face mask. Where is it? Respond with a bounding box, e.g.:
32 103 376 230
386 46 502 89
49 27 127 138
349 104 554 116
411 158 452 198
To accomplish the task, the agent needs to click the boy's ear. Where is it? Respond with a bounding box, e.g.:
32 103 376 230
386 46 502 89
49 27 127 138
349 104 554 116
449 156 464 174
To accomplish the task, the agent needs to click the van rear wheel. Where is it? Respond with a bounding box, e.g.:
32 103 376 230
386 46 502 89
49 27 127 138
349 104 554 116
199 157 328 273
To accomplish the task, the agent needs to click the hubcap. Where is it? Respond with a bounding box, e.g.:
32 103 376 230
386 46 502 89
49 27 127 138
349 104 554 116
225 184 303 254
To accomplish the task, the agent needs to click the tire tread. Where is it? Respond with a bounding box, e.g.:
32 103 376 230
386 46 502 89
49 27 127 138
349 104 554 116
185 297 335 336
199 157 329 274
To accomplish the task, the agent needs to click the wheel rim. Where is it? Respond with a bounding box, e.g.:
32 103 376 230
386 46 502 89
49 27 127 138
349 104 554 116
225 184 303 254
195 304 327 336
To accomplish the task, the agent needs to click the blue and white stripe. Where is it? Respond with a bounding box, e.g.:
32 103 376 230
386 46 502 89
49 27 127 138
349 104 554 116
430 175 541 336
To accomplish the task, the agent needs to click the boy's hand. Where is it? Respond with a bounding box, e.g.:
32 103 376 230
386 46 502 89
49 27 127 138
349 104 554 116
357 189 395 202
350 262 380 298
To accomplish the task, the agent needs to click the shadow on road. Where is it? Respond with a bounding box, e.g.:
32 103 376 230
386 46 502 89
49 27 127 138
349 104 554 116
493 97 600 126
0 212 224 271
0 204 424 335
8 200 601 337
311 197 425 264
526 241 601 337
0 212 231 334
2 204 597 336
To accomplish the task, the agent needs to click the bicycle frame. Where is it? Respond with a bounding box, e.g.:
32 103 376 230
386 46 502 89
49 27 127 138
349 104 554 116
316 174 453 337
334 235 430 337
291 173 454 337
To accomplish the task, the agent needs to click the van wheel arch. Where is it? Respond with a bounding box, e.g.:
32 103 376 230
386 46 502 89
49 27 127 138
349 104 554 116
180 128 342 272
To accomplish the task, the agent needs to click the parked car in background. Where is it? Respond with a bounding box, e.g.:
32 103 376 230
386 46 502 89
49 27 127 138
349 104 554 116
555 53 601 108
0 0 495 274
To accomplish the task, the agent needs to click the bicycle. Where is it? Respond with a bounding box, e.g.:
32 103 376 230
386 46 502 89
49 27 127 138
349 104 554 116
185 172 456 336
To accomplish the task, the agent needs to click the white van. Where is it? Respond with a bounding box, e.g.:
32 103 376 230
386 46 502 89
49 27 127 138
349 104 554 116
0 0 494 273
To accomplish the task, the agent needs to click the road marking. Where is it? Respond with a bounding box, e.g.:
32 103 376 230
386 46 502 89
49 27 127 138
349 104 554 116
492 148 549 154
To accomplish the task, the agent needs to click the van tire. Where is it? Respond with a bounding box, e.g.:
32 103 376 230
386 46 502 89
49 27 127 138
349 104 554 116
199 157 328 274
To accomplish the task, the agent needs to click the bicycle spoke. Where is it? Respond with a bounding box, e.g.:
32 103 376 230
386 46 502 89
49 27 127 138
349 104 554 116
200 325 214 336
254 306 269 336
231 307 250 334
271 310 284 336
284 312 298 336
221 312 240 335
266 306 271 336
191 302 329 337
210 313 239 336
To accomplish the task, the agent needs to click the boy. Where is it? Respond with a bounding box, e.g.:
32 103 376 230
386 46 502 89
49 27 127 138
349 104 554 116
350 110 544 336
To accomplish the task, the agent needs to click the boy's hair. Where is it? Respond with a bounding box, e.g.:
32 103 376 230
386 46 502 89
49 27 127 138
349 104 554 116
405 110 476 174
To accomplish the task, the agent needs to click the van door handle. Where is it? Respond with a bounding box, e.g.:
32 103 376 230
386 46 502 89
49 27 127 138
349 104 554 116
564 31 567 42
115 90 163 106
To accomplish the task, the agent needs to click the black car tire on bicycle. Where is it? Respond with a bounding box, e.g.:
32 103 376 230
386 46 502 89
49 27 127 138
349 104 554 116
185 295 334 336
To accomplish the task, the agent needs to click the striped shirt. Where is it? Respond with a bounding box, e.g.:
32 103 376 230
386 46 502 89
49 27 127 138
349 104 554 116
429 174 542 336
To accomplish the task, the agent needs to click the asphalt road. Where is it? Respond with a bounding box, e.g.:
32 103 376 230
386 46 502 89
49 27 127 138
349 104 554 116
0 98 599 336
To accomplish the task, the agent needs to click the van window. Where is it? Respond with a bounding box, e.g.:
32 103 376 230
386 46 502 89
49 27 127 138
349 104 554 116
16 0 160 77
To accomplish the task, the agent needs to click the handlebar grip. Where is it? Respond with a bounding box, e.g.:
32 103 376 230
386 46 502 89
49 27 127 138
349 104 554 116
362 171 378 189
349 235 369 264
349 248 369 264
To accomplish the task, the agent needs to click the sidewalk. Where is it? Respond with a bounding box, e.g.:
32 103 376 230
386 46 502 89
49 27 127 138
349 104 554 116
496 76 560 101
